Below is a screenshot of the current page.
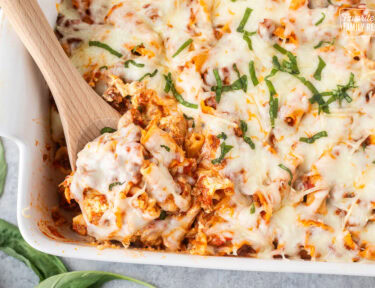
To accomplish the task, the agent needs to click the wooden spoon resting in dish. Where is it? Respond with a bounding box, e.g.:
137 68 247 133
0 0 121 170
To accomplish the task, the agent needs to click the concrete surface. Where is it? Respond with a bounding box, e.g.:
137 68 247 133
1 137 375 288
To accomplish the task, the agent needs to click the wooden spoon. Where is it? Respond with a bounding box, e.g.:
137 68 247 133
0 0 121 170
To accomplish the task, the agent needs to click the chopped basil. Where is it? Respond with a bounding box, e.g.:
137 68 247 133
212 142 233 164
273 44 287 55
124 60 144 68
163 73 198 109
159 210 167 220
294 75 329 113
225 75 248 91
239 120 255 149
272 49 299 75
271 54 329 114
212 65 247 96
243 31 256 51
244 136 255 150
89 41 122 58
315 13 326 26
217 132 228 140
138 69 158 81
272 45 299 75
278 164 293 186
160 145 170 152
265 79 278 128
249 61 259 86
250 203 256 214
324 73 356 106
314 39 335 49
313 56 326 81
213 69 223 103
99 66 108 70
240 120 248 134
172 38 193 57
236 8 253 33
131 43 144 55
299 131 328 144
233 64 247 92
109 181 124 191
183 114 195 128
100 127 116 134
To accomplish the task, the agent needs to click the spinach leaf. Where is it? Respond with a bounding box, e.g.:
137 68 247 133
0 219 67 281
0 140 6 197
36 271 156 288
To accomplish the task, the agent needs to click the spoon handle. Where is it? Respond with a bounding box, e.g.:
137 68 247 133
0 0 120 168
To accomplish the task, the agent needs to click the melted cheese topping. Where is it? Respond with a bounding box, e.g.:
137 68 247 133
58 0 375 262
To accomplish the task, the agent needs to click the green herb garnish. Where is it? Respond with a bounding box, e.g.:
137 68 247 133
172 38 193 57
131 43 144 55
315 13 326 26
265 79 278 128
159 210 167 220
213 68 223 103
160 145 171 152
89 41 122 58
99 66 108 70
314 39 335 49
278 164 293 186
217 132 228 140
324 73 356 106
163 73 198 109
239 120 255 149
212 142 233 164
138 69 158 81
0 140 6 197
36 271 155 288
250 203 256 214
243 30 257 51
237 8 253 33
100 127 116 134
212 66 248 95
109 181 125 191
272 45 299 75
0 219 68 281
313 56 326 81
124 59 144 68
233 64 247 92
183 114 195 128
271 54 329 113
249 61 259 86
299 131 328 144
273 44 288 55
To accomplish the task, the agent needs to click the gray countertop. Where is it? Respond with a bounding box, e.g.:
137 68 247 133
1 138 375 288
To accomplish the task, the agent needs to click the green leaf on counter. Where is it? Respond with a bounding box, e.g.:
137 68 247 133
35 271 156 288
0 219 67 281
0 140 6 197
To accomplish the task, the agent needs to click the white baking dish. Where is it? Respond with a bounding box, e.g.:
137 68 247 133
1 0 375 276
